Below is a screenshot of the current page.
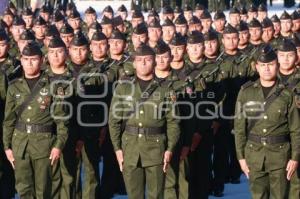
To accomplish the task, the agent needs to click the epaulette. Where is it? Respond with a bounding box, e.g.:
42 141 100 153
241 81 255 90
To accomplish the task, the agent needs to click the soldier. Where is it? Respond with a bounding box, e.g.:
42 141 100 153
109 43 180 199
87 21 102 41
291 10 300 33
161 6 174 21
101 16 113 39
174 14 188 38
147 18 162 48
271 14 281 39
234 44 300 199
292 33 300 65
8 15 25 56
174 6 183 21
113 16 126 34
194 3 205 20
276 39 300 199
102 6 114 19
240 6 248 22
39 4 52 23
183 4 193 22
43 25 60 52
236 21 252 54
21 7 33 30
16 29 35 60
67 9 81 34
228 7 241 28
60 23 74 49
247 4 258 22
188 16 202 33
204 31 220 60
53 10 65 31
257 3 268 22
3 41 69 198
147 9 159 25
32 16 47 47
131 10 144 29
261 18 280 48
117 5 132 39
213 11 226 34
2 7 14 28
0 29 15 199
248 19 263 47
162 18 175 45
128 23 148 55
280 11 293 39
83 7 97 33
200 10 212 34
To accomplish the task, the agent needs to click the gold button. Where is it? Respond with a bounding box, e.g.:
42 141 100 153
263 129 267 133
263 115 268 119
263 142 266 146
27 118 30 122
140 110 144 114
27 106 32 110
138 123 142 127
138 134 143 138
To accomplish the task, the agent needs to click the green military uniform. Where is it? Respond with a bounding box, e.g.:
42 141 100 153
3 42 69 199
234 46 300 199
276 39 300 199
109 44 180 199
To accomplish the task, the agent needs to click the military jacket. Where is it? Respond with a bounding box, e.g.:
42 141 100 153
234 80 300 171
109 77 180 167
0 55 22 82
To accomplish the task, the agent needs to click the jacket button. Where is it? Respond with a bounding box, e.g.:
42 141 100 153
27 118 30 122
263 129 267 133
138 123 143 127
140 110 144 114
263 115 268 119
27 106 32 110
138 134 143 138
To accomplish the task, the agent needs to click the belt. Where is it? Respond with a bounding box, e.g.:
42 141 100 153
16 122 53 134
248 133 290 145
125 125 164 135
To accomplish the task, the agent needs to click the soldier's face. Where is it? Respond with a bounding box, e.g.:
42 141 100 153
184 11 193 22
55 20 65 31
162 14 174 21
3 14 14 26
61 33 74 48
256 60 278 81
102 24 113 38
90 40 108 59
68 18 81 30
248 12 258 21
262 27 274 43
118 12 128 21
103 12 113 19
239 30 249 45
258 11 267 21
85 13 96 25
148 27 162 42
0 40 9 58
21 55 42 76
201 19 212 33
281 19 292 33
155 51 172 71
170 45 185 62
249 27 262 41
134 55 155 77
162 26 175 43
48 47 67 67
109 39 125 55
222 33 239 51
292 19 300 32
88 29 97 41
44 36 53 47
240 14 248 22
188 23 202 33
11 25 25 41
116 24 125 33
131 17 144 28
194 10 203 19
273 22 281 35
132 33 148 49
22 15 33 28
205 40 218 57
69 45 89 64
229 14 240 27
18 40 32 53
33 25 46 38
175 24 187 36
214 19 226 32
187 43 204 60
278 51 297 71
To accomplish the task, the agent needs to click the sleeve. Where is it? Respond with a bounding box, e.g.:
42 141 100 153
2 86 17 150
288 93 300 162
52 97 69 150
234 90 248 160
166 97 181 152
108 84 124 151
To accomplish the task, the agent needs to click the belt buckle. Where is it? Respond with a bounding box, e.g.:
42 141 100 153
26 125 32 134
260 137 267 146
